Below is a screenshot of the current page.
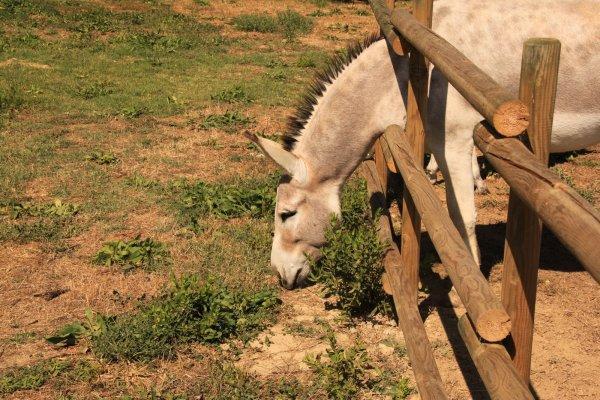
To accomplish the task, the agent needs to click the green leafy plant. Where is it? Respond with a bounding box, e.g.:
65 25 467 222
46 323 87 347
0 199 79 219
85 151 119 165
200 111 252 132
211 85 253 104
75 80 114 99
92 235 171 271
277 9 314 40
126 173 160 189
305 331 377 399
309 179 393 317
90 275 280 362
175 174 278 229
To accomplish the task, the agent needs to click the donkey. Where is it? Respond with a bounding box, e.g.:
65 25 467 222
247 0 600 289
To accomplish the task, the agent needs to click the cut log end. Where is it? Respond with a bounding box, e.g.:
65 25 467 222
492 100 530 137
474 309 512 342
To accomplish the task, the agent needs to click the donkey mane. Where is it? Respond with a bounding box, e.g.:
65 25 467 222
283 33 382 151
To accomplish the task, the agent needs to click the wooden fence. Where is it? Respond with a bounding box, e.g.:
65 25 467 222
363 1 600 398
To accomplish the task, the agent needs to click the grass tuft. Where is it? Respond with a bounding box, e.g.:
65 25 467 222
200 111 252 132
309 179 393 317
233 13 278 33
85 151 119 165
90 274 280 362
92 235 171 271
211 85 253 104
277 9 314 40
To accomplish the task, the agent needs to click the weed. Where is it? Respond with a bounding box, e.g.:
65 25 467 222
283 322 319 338
211 86 253 104
0 359 98 395
90 275 280 362
304 331 377 399
120 105 148 118
0 199 79 219
92 235 171 271
233 14 278 33
46 322 88 347
75 81 114 99
297 51 327 68
0 85 24 117
3 331 36 345
174 173 278 229
126 173 160 189
194 0 210 5
309 179 393 317
277 9 314 40
85 151 119 165
200 111 252 132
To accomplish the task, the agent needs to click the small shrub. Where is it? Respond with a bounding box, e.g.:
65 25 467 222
211 85 253 104
309 179 393 317
233 13 278 33
200 111 252 132
85 151 119 165
277 9 313 40
91 275 280 362
93 235 170 271
305 331 377 399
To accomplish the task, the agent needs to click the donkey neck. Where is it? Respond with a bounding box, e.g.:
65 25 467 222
292 39 408 186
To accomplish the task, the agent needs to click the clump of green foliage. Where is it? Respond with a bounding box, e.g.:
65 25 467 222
309 179 393 317
277 9 314 40
75 80 114 99
0 199 79 219
211 85 253 104
85 151 119 165
174 174 278 230
233 10 313 39
126 173 160 189
92 235 170 271
305 330 413 399
0 199 79 243
200 111 252 132
89 275 280 362
0 358 99 395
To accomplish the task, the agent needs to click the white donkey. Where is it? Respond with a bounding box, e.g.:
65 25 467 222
248 0 600 289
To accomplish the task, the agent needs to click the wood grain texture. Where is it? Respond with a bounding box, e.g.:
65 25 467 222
399 0 432 303
369 0 405 55
390 8 529 136
501 38 561 382
360 160 448 400
474 122 600 283
383 125 511 342
458 315 535 400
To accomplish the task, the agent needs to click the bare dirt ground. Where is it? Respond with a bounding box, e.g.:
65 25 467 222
0 1 598 399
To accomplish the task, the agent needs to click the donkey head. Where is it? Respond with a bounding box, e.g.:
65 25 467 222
246 132 340 289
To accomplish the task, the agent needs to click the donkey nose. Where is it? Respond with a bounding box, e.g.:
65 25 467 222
280 268 302 290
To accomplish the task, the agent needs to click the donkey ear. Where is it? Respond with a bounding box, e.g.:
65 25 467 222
244 132 307 183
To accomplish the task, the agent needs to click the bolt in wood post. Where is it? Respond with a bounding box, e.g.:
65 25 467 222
501 38 561 383
399 0 432 302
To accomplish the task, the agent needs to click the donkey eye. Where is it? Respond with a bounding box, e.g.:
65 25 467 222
279 210 297 222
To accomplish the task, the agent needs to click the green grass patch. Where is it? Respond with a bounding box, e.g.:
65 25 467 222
233 13 278 33
173 173 278 231
92 235 171 272
305 330 413 399
309 179 393 318
211 85 253 104
200 111 252 132
85 151 119 165
233 10 313 40
89 274 280 362
0 199 79 219
0 358 99 395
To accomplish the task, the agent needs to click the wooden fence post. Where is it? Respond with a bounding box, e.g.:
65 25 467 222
501 38 561 383
399 0 432 302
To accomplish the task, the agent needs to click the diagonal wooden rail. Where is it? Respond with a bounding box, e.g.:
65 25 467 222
381 125 511 342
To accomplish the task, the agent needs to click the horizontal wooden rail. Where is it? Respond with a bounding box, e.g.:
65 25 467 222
457 315 534 400
389 8 529 137
360 160 448 400
474 122 600 283
381 125 511 342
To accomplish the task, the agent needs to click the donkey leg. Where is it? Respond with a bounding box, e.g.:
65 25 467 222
471 148 489 194
425 154 439 184
432 138 481 265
